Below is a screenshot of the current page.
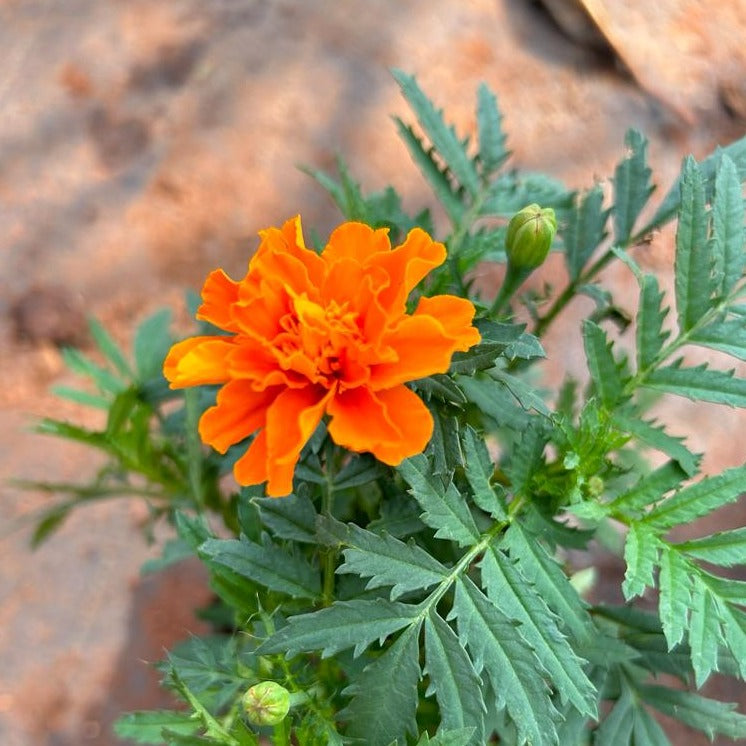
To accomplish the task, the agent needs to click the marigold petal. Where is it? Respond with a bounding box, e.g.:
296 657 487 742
369 315 463 389
327 385 432 465
415 294 481 351
251 216 325 295
323 222 391 264
196 269 241 332
163 336 235 388
370 228 446 311
233 429 270 486
198 381 279 453
263 385 333 496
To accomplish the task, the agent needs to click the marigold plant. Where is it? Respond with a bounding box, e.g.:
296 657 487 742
164 217 480 496
25 70 746 746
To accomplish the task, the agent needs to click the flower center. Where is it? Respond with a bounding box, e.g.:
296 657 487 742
273 293 367 388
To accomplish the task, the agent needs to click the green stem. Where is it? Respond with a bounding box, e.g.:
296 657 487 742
273 718 290 745
489 264 530 317
321 450 338 607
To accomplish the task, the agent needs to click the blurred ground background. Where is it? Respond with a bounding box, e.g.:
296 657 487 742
1 0 746 743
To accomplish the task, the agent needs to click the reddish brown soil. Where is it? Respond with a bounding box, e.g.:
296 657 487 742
1 1 745 743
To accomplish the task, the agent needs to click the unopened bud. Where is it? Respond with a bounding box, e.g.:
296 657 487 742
505 204 557 270
242 681 290 726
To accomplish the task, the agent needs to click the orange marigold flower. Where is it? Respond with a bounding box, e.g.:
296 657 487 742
164 216 480 497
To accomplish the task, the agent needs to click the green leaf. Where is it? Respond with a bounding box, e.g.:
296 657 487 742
481 549 597 717
712 154 746 296
393 69 480 198
612 130 654 244
689 319 746 361
594 685 634 745
424 612 486 744
334 454 389 491
582 320 625 408
621 523 659 600
636 274 670 372
395 119 464 222
114 710 199 743
89 317 133 378
676 526 746 567
50 384 110 409
476 83 508 178
504 419 548 496
414 374 468 405
639 684 746 740
200 536 320 600
608 460 687 514
462 427 507 519
647 136 746 233
644 464 746 529
253 493 317 543
459 375 532 431
658 547 692 648
689 575 724 687
258 599 420 658
30 506 71 548
451 577 558 746
317 517 448 599
134 309 173 382
416 729 477 746
674 156 712 331
644 359 746 407
501 523 593 643
61 347 127 394
632 704 670 746
564 185 609 280
714 600 746 679
491 370 551 416
398 454 480 547
343 621 422 746
611 411 699 476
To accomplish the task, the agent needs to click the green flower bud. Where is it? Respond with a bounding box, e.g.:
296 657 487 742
242 681 290 726
505 204 557 270
587 475 605 497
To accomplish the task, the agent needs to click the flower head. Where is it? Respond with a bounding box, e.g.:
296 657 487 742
164 217 480 496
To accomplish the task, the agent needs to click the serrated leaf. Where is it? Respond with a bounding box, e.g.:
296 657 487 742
395 119 464 222
480 170 573 218
451 577 558 746
611 410 699 476
481 549 597 717
564 185 609 280
594 684 634 745
658 547 692 648
334 454 389 491
476 83 508 178
134 308 173 382
712 154 746 296
259 599 420 658
424 612 486 744
713 600 746 679
416 728 477 746
317 516 447 599
398 454 480 547
459 375 532 431
504 419 548 496
114 710 200 743
501 522 593 643
393 69 480 198
631 703 670 746
61 347 127 395
676 526 746 567
689 575 724 687
253 493 317 543
462 426 507 519
640 684 746 740
88 317 133 378
644 464 746 529
491 370 551 416
200 536 320 599
582 320 625 408
689 319 746 361
622 523 659 600
414 374 468 405
644 359 746 407
647 136 746 233
674 157 712 331
343 621 422 746
613 130 654 244
636 274 670 372
607 460 687 514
